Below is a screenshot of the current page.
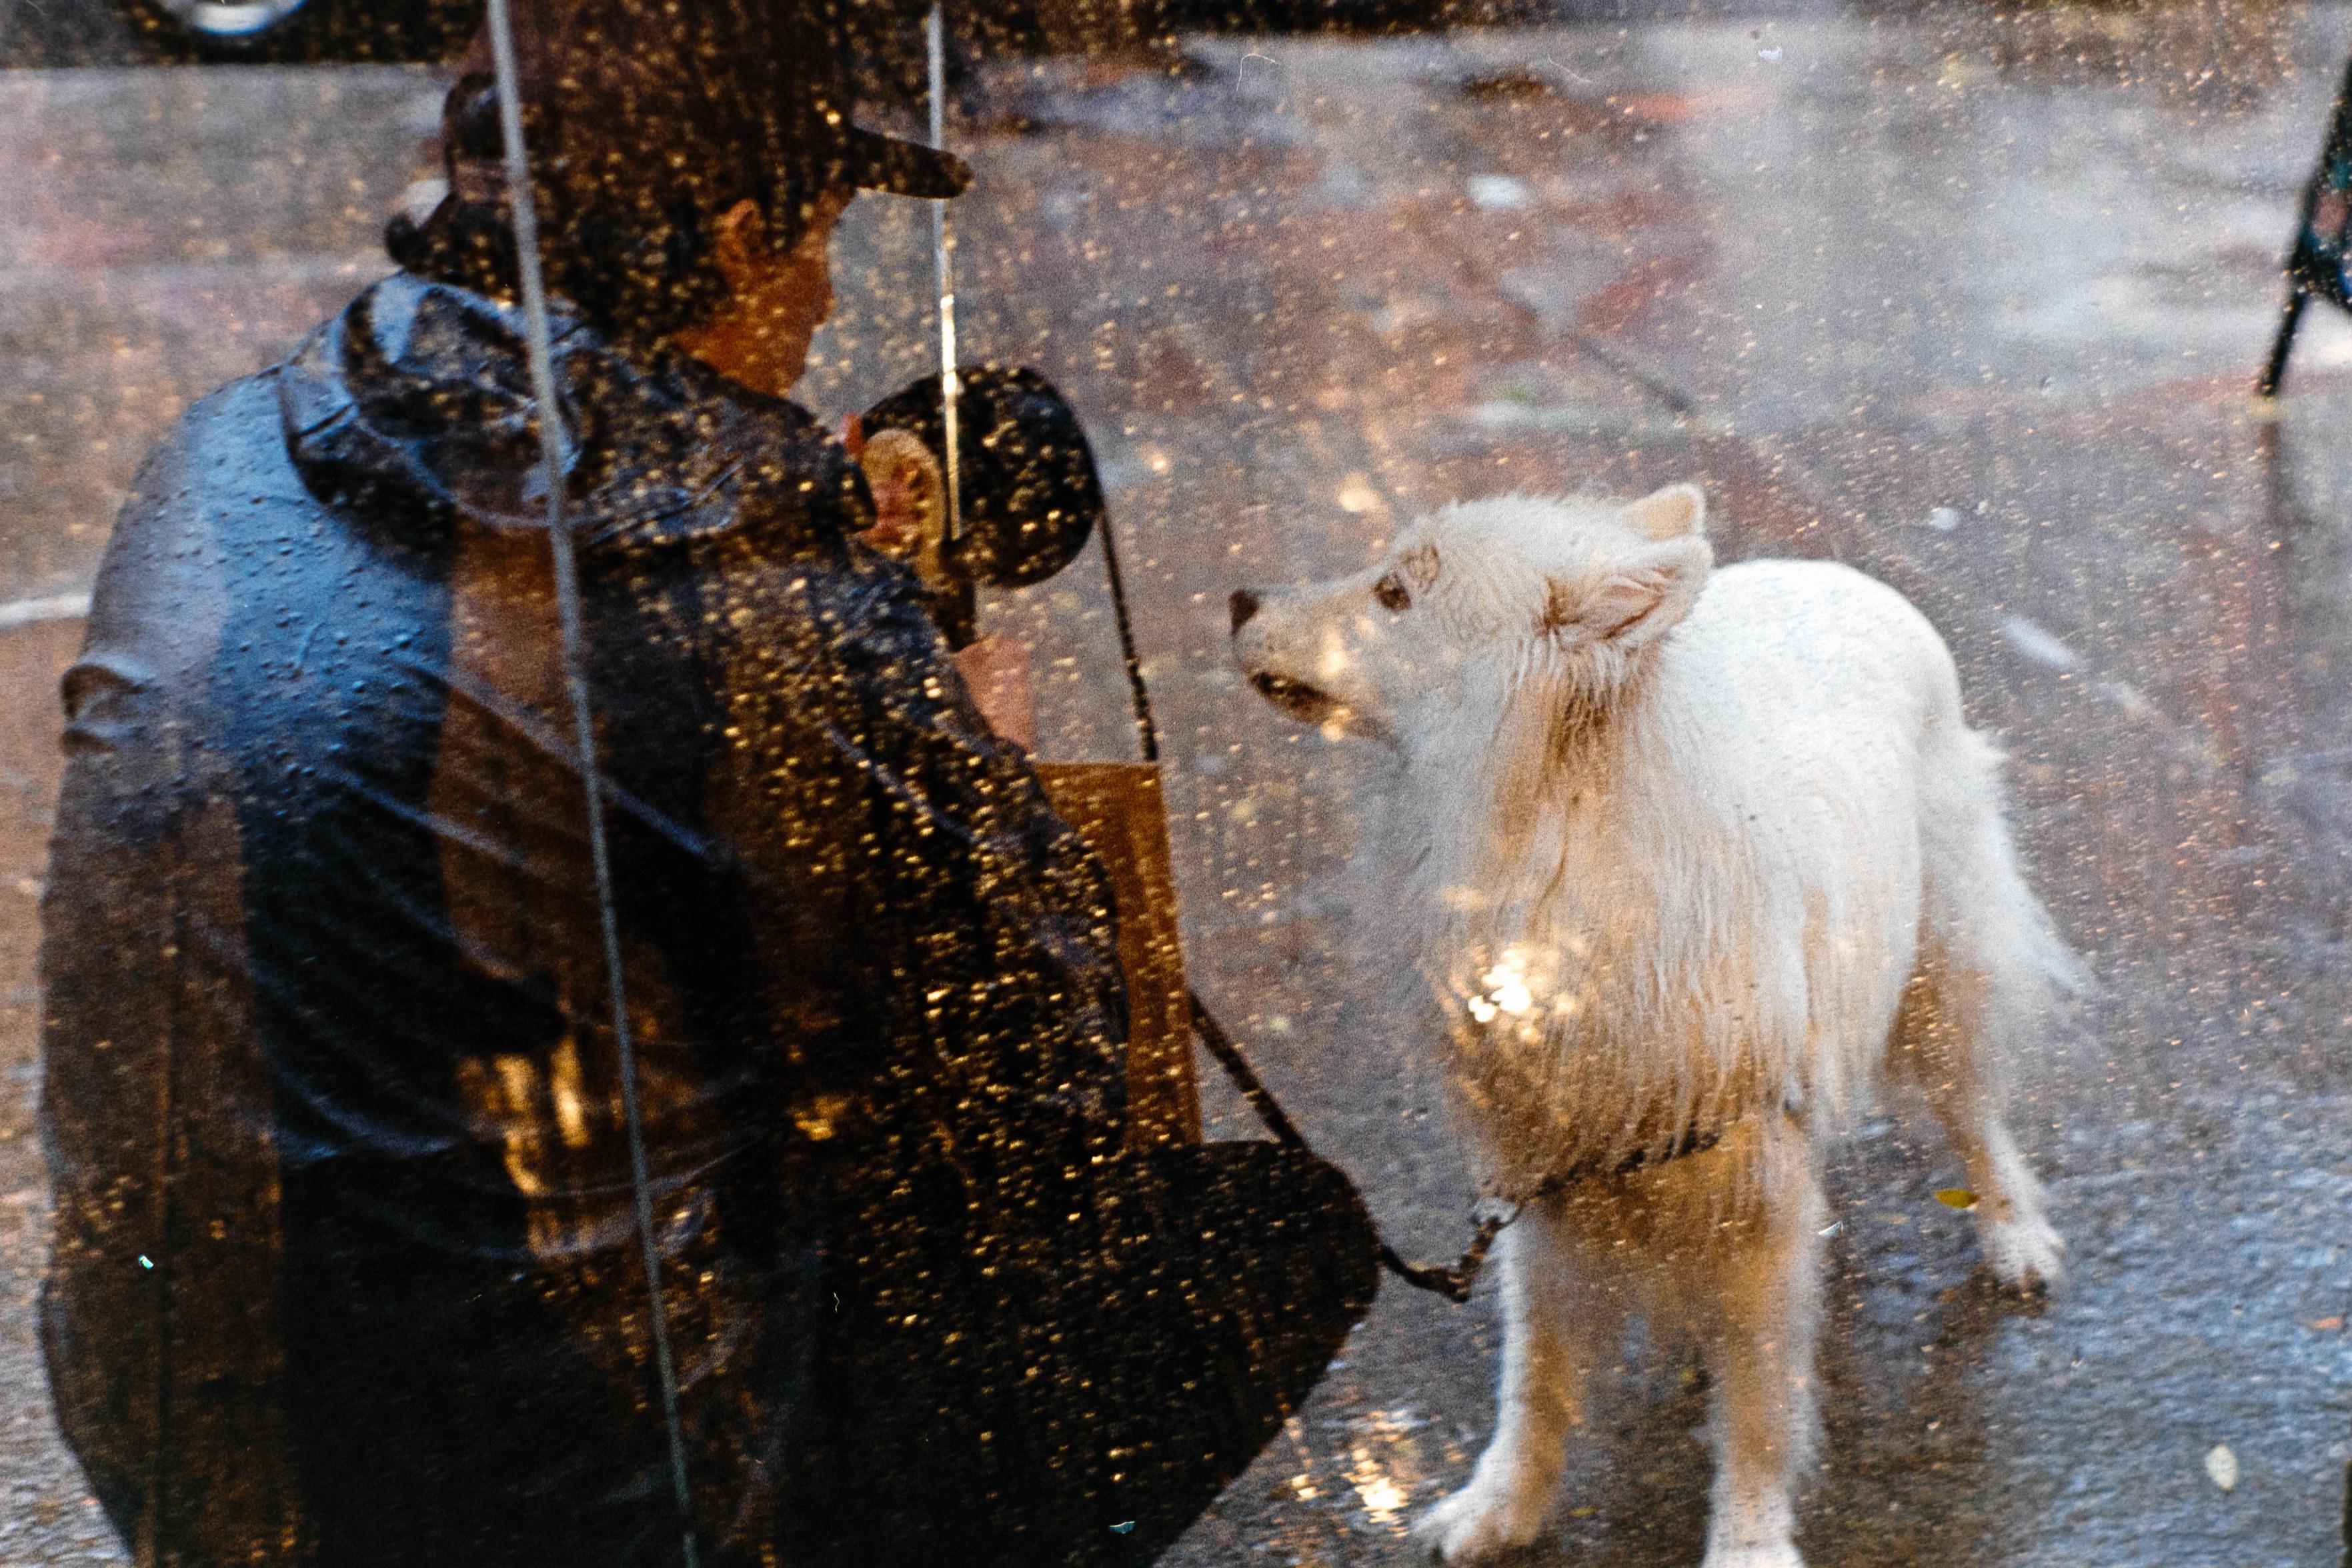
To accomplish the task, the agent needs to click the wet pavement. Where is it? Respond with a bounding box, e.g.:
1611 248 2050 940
7 4 2352 1563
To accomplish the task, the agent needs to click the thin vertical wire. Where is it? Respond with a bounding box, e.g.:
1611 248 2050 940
480 4 701 1563
926 5 963 550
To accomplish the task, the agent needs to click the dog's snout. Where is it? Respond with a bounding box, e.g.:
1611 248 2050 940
1228 589 1262 633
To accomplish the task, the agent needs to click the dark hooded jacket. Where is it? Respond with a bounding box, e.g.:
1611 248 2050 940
39 271 1375 1568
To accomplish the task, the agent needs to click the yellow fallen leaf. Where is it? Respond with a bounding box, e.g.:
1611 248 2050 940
1935 1187 1980 1211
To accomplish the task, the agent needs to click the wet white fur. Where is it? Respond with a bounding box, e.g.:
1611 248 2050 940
1231 487 2079 1567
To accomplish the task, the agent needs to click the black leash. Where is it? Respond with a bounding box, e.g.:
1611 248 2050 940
1096 511 1161 765
1189 991 1726 1303
1187 993 1508 1303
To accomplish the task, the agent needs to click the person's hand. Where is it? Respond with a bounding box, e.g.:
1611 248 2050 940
843 417 1034 749
842 413 941 566
954 634 1038 753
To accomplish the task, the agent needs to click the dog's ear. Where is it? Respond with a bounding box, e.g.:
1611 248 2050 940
1542 536 1712 650
1624 482 1706 541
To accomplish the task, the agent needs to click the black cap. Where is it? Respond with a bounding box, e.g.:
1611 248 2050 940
862 365 1104 590
451 0 970 215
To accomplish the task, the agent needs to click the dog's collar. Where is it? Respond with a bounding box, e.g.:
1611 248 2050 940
1484 1099 1810 1209
1484 1120 1730 1210
1379 1121 1748 1304
1191 991 1807 1305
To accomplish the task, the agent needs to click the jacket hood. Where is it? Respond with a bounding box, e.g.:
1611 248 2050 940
279 271 868 547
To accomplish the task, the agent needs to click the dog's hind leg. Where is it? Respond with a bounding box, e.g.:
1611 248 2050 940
1898 950 2066 1291
1414 1202 1616 1563
1691 1133 1825 1568
1907 725 2075 1291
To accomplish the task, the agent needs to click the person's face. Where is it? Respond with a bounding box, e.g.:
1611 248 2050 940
686 187 854 397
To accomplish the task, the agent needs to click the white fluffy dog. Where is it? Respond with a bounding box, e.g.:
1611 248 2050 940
1228 485 2079 1568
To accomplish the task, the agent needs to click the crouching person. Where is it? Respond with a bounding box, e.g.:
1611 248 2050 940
37 4 1375 1564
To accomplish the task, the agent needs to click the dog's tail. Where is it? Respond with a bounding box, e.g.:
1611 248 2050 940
1919 725 2095 1041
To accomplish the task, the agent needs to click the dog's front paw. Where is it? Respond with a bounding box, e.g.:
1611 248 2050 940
1979 1208 2065 1293
1699 1542 1806 1568
1412 1481 1546 1563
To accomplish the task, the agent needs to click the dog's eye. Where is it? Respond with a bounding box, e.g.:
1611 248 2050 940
1373 573 1412 613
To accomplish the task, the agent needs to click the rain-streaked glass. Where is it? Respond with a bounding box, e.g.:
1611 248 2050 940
3 0 2349 1564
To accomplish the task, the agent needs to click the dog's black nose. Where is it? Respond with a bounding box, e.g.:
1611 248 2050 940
1228 589 1261 632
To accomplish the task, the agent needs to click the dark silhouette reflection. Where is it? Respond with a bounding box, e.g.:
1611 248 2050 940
37 3 1380 1563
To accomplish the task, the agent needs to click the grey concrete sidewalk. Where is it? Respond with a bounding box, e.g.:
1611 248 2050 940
6 5 2352 1563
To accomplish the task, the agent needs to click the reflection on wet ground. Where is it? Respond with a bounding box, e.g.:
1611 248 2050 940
7 3 2352 1562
